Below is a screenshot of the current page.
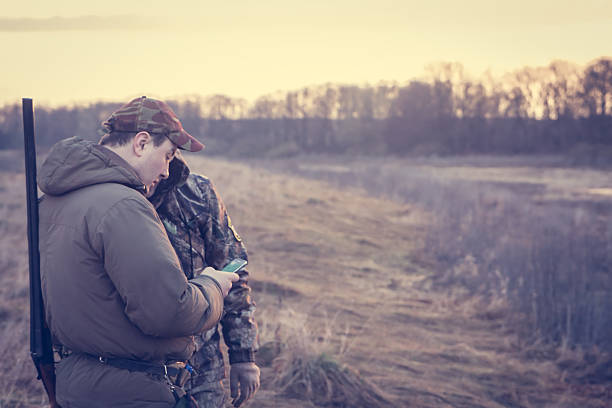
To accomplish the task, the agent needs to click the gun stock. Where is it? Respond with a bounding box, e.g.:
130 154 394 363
23 98 59 407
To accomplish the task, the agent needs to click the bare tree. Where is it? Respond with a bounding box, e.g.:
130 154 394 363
581 57 612 117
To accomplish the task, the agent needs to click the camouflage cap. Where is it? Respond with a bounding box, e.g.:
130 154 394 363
102 96 204 152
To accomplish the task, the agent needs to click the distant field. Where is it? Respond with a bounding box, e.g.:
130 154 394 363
257 154 612 200
1 152 611 407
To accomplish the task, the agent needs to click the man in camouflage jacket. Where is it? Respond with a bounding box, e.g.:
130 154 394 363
149 153 260 408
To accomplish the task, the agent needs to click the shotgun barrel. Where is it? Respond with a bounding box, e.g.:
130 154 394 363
23 98 59 407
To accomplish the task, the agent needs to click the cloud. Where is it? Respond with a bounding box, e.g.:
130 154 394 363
0 15 165 32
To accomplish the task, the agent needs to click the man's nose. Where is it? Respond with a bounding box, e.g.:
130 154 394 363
160 166 169 179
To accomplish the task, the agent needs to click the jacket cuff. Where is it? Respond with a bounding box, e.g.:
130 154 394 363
189 275 224 331
229 349 256 364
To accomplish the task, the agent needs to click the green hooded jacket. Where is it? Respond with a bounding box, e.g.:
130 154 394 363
38 137 225 407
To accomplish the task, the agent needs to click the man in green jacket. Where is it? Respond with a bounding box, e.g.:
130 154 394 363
148 153 260 408
38 96 239 407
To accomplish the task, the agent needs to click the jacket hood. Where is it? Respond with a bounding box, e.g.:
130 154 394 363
148 150 190 208
38 137 145 196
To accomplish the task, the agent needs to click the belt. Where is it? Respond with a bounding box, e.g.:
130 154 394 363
95 355 195 402
97 356 192 380
58 348 195 402
55 345 194 378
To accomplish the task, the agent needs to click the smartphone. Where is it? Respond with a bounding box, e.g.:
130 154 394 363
221 258 248 273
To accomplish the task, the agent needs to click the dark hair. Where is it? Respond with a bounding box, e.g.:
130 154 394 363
99 131 167 147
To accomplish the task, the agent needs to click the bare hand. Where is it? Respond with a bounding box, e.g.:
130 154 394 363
230 362 260 407
201 267 239 297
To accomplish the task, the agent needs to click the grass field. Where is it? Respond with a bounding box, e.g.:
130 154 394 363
0 151 611 407
261 155 612 350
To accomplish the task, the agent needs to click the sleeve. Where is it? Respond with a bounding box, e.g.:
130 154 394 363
96 196 224 338
193 176 259 363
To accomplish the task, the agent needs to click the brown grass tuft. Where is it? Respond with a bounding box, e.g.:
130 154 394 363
271 352 392 408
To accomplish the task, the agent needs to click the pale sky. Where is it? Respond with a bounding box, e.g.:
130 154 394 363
1 0 611 106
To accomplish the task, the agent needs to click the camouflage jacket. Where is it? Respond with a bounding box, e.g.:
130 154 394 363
150 155 258 385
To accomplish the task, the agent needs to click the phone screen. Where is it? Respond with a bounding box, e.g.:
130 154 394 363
221 258 248 273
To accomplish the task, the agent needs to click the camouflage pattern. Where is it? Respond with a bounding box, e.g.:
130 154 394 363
189 380 228 408
103 96 204 152
149 155 258 395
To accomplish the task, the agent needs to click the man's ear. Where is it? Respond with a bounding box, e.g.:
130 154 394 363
132 132 152 157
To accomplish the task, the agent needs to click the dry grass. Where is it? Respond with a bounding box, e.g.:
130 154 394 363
0 170 47 407
260 154 612 350
1 151 612 407
234 154 612 406
258 307 392 407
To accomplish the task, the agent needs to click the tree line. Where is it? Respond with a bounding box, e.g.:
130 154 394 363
1 57 610 157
